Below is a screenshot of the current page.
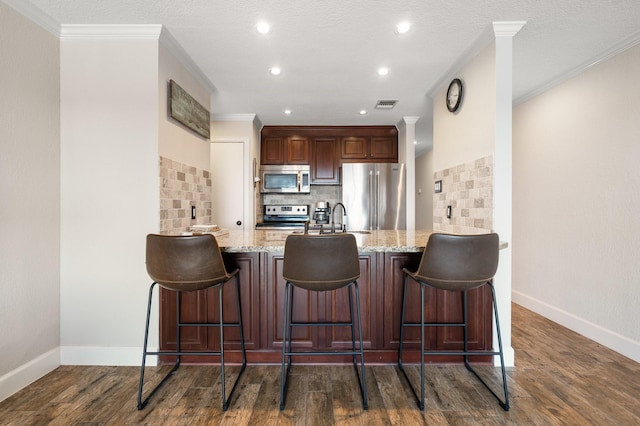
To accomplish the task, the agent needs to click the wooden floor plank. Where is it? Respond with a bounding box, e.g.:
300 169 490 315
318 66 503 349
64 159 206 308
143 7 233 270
1 303 639 425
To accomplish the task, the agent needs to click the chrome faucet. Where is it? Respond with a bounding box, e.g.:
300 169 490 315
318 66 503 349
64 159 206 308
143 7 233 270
331 202 347 233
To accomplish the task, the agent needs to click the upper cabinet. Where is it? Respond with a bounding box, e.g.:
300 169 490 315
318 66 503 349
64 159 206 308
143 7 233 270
260 126 398 184
261 135 309 165
340 135 397 162
311 137 340 185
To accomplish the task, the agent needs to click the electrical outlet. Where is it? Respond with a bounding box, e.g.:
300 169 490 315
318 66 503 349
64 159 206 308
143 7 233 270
191 205 196 220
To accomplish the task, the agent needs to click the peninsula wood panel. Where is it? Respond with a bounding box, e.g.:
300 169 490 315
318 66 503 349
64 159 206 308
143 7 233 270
159 250 493 364
159 252 260 364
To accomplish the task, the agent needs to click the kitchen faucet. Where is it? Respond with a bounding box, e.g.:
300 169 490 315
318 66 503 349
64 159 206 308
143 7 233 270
331 202 347 233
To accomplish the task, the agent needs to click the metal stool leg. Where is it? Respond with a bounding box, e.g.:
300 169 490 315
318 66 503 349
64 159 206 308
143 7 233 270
397 274 426 410
279 282 292 410
138 283 180 410
353 282 368 410
220 275 247 411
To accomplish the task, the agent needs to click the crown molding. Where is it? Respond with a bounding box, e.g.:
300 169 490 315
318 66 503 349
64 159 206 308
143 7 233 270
515 30 640 105
426 24 496 98
2 0 61 36
493 21 526 37
59 24 162 39
211 114 257 122
427 21 527 99
400 116 420 125
158 27 217 94
56 24 216 94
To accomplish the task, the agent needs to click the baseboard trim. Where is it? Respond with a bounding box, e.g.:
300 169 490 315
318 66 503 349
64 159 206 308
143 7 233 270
512 290 640 363
60 346 156 367
0 348 60 402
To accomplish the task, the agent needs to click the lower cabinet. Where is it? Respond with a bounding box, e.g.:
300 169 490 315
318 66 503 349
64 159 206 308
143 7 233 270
160 251 493 364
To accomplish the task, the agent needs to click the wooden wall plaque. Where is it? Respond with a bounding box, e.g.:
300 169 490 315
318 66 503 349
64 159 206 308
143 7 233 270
169 80 210 139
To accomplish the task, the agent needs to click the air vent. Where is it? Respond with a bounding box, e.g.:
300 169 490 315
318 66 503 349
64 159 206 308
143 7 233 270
375 100 398 109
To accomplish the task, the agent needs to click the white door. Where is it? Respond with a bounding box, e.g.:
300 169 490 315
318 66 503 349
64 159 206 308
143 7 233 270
211 141 245 230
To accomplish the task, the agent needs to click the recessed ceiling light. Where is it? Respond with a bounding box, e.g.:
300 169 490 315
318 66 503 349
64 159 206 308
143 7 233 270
256 21 270 34
396 22 411 34
270 67 281 76
378 67 389 76
283 109 292 115
359 110 367 115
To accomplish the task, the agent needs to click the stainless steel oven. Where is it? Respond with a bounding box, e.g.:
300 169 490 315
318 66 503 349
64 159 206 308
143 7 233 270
260 165 310 193
255 204 310 230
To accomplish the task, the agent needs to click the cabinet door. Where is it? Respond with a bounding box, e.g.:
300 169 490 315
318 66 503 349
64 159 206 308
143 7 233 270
159 253 259 364
370 137 398 161
323 254 376 353
340 136 368 160
266 253 321 351
435 286 492 352
261 137 285 164
381 252 429 351
311 137 340 184
286 136 310 164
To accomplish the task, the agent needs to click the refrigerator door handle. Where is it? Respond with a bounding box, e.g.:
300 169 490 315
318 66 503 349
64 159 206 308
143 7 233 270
375 170 380 230
368 170 374 229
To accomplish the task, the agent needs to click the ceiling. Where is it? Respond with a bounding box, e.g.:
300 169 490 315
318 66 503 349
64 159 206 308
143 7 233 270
19 0 640 154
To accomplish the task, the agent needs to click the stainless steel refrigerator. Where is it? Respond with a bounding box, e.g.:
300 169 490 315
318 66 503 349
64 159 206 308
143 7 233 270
341 163 406 231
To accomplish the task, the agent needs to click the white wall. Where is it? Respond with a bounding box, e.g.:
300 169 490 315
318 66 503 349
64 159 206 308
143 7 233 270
0 3 61 400
59 36 160 365
513 43 640 362
415 149 434 229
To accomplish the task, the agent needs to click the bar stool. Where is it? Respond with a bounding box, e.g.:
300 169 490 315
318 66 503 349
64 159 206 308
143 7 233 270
397 233 509 411
138 234 246 411
279 233 368 410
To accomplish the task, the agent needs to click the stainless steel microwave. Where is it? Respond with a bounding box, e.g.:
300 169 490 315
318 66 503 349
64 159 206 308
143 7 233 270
260 165 310 193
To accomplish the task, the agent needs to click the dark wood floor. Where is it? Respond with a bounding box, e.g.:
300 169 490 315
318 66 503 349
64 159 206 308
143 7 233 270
1 303 639 425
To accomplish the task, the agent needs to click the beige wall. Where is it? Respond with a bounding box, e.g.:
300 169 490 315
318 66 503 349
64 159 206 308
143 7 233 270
414 149 433 229
513 43 640 361
158 43 211 171
0 3 60 398
433 43 496 172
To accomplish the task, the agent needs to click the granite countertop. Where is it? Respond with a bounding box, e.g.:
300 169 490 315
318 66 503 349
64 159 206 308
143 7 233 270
214 229 508 253
215 229 433 253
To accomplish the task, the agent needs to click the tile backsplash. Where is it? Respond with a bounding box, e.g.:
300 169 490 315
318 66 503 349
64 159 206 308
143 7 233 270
159 156 212 234
433 155 493 234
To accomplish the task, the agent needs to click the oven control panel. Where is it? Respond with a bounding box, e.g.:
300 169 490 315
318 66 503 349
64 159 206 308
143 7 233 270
263 204 309 216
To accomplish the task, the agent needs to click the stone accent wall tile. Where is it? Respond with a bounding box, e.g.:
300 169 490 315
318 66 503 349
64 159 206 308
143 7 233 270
159 156 212 235
433 155 493 234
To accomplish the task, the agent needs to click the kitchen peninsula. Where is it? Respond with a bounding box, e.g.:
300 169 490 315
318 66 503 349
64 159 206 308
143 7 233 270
159 229 496 364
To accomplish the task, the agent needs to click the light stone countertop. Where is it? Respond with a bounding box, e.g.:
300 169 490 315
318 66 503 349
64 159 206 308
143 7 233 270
216 229 433 253
214 229 508 253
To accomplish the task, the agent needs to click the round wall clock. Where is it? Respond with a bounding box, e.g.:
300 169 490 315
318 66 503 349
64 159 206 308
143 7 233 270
446 78 463 112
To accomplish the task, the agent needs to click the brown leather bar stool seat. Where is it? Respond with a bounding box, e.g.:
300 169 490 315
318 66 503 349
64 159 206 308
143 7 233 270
138 234 246 411
280 233 368 410
398 233 509 411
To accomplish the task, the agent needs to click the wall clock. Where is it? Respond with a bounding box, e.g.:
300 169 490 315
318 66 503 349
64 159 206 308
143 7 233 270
446 78 463 113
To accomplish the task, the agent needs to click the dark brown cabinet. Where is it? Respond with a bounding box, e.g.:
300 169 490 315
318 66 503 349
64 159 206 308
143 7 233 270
160 250 493 364
260 135 309 165
311 137 340 184
260 126 398 184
